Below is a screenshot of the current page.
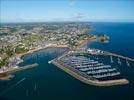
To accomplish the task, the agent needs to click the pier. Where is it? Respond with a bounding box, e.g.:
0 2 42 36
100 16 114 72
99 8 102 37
48 47 134 86
51 59 128 86
0 63 38 80
19 63 38 70
50 50 129 86
117 57 121 65
86 48 134 67
110 56 113 63
86 48 134 62
103 51 134 62
126 60 130 67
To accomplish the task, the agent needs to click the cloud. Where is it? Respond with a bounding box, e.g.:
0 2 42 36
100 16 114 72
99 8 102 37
73 13 85 20
48 13 86 22
69 0 75 6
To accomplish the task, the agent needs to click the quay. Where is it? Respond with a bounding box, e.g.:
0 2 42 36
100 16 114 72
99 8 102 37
51 59 128 86
0 63 38 80
49 50 129 86
19 63 38 70
103 51 134 62
86 48 134 63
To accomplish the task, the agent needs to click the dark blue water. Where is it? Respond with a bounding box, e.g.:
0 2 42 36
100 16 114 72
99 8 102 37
89 22 134 58
0 22 134 100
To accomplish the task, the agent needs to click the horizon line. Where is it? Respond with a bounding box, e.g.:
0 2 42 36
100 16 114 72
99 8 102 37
1 21 134 24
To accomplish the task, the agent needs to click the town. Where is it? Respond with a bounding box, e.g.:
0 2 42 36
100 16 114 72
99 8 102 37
0 22 109 77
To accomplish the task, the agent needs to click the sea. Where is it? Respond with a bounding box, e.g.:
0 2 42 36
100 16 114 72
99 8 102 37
0 22 134 100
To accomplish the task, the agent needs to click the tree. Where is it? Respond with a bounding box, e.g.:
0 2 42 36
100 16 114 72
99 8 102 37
0 57 9 68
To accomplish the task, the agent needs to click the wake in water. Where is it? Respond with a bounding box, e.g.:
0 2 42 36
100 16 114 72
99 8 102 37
0 78 26 96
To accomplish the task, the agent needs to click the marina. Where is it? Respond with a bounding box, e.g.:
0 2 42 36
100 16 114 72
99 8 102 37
0 22 134 100
77 48 133 67
50 48 130 86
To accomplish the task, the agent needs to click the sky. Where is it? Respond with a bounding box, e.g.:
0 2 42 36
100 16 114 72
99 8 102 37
0 0 134 23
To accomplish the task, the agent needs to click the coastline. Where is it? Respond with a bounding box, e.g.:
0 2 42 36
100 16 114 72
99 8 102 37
0 63 38 80
0 45 70 80
48 38 131 86
0 37 107 81
19 45 69 58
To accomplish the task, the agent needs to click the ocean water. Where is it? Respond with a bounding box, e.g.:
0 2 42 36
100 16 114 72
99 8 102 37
89 22 134 58
0 22 134 100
